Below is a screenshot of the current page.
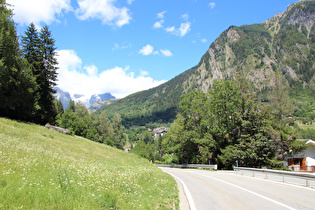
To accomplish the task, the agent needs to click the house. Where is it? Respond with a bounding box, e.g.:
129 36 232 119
152 127 169 139
286 140 315 172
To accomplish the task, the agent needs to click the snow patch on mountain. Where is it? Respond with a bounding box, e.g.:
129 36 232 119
54 87 116 109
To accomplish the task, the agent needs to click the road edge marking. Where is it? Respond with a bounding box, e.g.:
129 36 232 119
166 171 197 210
189 171 296 210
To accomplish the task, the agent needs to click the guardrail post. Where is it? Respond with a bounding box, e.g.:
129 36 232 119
306 179 310 187
233 167 315 188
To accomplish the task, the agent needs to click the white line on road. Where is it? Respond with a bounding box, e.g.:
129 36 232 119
189 171 297 210
166 172 197 210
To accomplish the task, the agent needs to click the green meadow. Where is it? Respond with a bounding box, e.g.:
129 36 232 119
0 118 178 209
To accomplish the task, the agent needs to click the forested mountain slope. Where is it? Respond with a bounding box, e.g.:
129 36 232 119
99 1 315 127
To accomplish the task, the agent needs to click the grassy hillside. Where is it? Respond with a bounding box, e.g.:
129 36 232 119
0 118 178 209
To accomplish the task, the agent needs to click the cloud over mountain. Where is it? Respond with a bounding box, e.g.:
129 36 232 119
57 49 165 98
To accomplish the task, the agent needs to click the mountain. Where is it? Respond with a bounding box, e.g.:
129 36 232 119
73 94 84 99
98 1 315 127
90 98 119 112
54 87 71 109
89 93 115 105
54 88 116 110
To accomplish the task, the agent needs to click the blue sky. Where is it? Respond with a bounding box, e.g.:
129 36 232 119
8 0 298 98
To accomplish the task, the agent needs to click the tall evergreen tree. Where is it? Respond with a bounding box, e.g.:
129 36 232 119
21 24 58 124
21 23 41 74
38 25 58 124
0 1 36 121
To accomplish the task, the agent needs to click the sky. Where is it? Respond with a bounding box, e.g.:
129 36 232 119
7 0 299 98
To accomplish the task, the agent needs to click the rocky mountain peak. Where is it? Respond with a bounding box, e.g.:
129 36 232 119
97 1 315 126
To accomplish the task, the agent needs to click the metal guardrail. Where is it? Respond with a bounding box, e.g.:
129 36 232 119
157 164 218 170
234 167 315 188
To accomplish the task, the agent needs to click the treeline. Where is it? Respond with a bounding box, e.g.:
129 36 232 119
56 100 126 149
129 129 164 162
131 75 308 169
0 1 57 124
163 77 307 169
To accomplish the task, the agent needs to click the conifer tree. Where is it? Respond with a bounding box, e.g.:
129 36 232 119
0 1 36 120
38 25 58 124
21 23 41 74
21 23 58 124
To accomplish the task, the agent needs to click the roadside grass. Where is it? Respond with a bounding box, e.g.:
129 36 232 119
0 118 178 209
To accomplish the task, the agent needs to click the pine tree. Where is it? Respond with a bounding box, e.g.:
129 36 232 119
0 1 36 121
38 25 58 124
21 24 58 124
21 23 41 74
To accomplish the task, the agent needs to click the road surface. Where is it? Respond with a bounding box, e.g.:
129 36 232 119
160 167 315 210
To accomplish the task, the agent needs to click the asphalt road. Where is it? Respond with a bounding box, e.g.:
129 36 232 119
160 168 315 210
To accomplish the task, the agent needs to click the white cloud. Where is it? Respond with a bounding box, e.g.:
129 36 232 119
201 38 208 43
160 49 173 57
75 0 131 27
7 0 72 26
138 45 173 57
112 43 120 51
56 49 165 98
57 49 82 71
179 22 191 37
138 44 154 56
112 42 132 51
165 26 175 33
127 0 134 5
140 70 149 76
165 22 191 37
154 12 190 37
209 2 216 9
157 11 167 19
181 14 189 21
153 20 164 29
85 65 98 76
